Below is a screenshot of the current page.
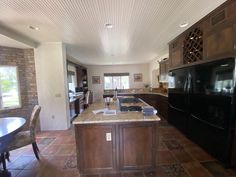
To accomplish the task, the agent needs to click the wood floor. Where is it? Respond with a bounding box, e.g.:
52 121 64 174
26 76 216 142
2 120 236 177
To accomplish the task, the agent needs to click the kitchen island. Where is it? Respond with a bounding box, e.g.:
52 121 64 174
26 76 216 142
103 92 168 120
73 101 160 175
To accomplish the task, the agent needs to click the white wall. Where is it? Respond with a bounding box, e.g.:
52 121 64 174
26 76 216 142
149 54 169 88
34 42 70 130
87 63 150 101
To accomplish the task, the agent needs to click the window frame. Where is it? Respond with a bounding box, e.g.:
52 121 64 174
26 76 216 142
104 73 130 90
0 65 21 110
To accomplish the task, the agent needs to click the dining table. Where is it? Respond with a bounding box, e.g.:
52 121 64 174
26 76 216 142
0 117 26 177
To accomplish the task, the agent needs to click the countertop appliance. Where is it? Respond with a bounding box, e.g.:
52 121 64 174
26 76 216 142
168 57 236 166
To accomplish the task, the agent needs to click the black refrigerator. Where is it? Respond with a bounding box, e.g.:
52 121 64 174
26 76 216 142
168 57 236 166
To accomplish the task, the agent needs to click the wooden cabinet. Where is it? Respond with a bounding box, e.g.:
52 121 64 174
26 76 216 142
75 122 157 175
204 1 236 60
75 124 116 174
159 58 169 82
76 66 88 93
119 123 156 170
168 0 236 69
135 94 168 120
205 22 236 59
169 36 184 68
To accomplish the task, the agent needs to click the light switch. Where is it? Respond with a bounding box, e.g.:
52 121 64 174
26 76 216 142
55 93 61 97
106 132 112 141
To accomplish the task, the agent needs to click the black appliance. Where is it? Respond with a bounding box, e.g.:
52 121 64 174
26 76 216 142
168 58 236 166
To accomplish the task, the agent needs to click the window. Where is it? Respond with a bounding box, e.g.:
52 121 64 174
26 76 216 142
104 73 129 90
0 66 21 109
67 71 76 93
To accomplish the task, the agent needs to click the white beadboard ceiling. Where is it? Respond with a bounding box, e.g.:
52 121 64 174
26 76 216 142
0 0 226 65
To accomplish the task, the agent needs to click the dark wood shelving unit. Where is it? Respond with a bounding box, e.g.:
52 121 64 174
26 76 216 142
76 66 88 93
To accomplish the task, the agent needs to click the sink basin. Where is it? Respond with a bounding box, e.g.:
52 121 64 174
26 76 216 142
118 97 145 111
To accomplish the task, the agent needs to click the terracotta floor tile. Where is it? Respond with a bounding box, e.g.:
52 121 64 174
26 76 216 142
171 149 194 163
64 155 77 169
8 169 21 177
38 137 56 145
176 137 196 148
182 161 213 177
16 169 38 177
154 167 168 177
185 147 214 162
163 139 183 150
56 144 74 155
159 164 190 177
8 156 35 170
157 150 177 165
201 161 231 177
2 123 236 177
23 158 40 170
157 140 168 150
41 144 61 156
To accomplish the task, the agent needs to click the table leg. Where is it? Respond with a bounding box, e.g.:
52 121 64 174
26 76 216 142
0 153 11 177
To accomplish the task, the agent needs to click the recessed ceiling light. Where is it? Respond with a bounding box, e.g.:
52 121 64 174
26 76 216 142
179 22 189 28
28 25 40 30
105 23 113 29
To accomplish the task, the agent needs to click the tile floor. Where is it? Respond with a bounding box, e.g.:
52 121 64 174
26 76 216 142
1 120 236 177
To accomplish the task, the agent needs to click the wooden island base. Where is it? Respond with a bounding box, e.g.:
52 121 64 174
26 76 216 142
75 121 158 175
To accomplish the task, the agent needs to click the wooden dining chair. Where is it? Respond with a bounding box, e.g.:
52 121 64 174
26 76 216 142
5 105 41 160
84 90 91 109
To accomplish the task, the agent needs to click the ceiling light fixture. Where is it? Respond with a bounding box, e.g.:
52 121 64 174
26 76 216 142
105 23 113 29
28 25 40 30
179 22 189 28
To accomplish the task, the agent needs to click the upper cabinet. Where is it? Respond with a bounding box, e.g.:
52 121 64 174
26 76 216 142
159 58 169 82
169 0 236 69
169 36 184 68
204 2 236 60
76 66 88 93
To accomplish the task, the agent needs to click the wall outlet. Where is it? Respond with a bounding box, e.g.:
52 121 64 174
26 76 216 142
106 132 112 141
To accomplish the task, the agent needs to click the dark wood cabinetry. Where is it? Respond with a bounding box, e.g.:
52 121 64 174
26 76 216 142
76 66 88 93
169 36 184 68
206 22 235 59
169 0 236 69
76 125 116 174
75 122 157 175
159 58 169 82
205 3 236 60
119 123 156 170
135 94 168 120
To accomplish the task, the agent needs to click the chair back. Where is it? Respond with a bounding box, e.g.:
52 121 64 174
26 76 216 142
29 105 41 139
85 91 90 105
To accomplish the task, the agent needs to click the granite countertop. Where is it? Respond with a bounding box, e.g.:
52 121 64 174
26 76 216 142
69 94 83 103
73 102 161 125
103 92 168 97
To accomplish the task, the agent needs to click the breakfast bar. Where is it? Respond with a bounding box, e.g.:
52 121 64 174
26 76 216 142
73 100 160 175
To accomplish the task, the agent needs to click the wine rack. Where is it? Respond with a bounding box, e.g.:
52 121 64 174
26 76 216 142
183 27 203 64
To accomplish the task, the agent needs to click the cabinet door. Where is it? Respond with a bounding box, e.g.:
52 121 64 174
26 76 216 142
159 59 169 82
205 22 236 59
119 123 157 170
205 2 236 60
75 125 116 174
169 37 183 68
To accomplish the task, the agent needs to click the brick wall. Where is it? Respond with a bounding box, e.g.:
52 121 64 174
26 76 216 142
0 46 38 128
